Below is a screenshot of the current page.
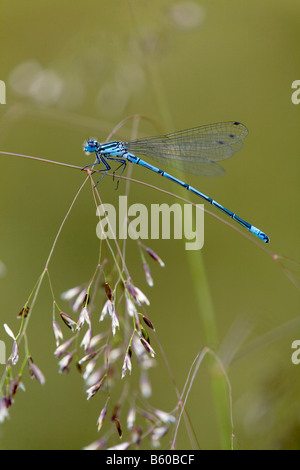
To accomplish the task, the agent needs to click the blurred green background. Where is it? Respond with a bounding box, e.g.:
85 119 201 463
0 0 300 450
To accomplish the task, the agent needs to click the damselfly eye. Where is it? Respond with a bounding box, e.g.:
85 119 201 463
84 139 98 153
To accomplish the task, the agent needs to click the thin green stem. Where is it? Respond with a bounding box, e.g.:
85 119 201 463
138 26 231 448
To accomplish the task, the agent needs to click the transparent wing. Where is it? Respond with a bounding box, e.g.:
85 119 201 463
126 121 248 176
153 159 226 177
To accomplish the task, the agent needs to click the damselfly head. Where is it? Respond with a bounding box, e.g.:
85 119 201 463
83 139 99 155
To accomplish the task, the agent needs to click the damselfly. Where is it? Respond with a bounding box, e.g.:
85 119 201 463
83 121 269 243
